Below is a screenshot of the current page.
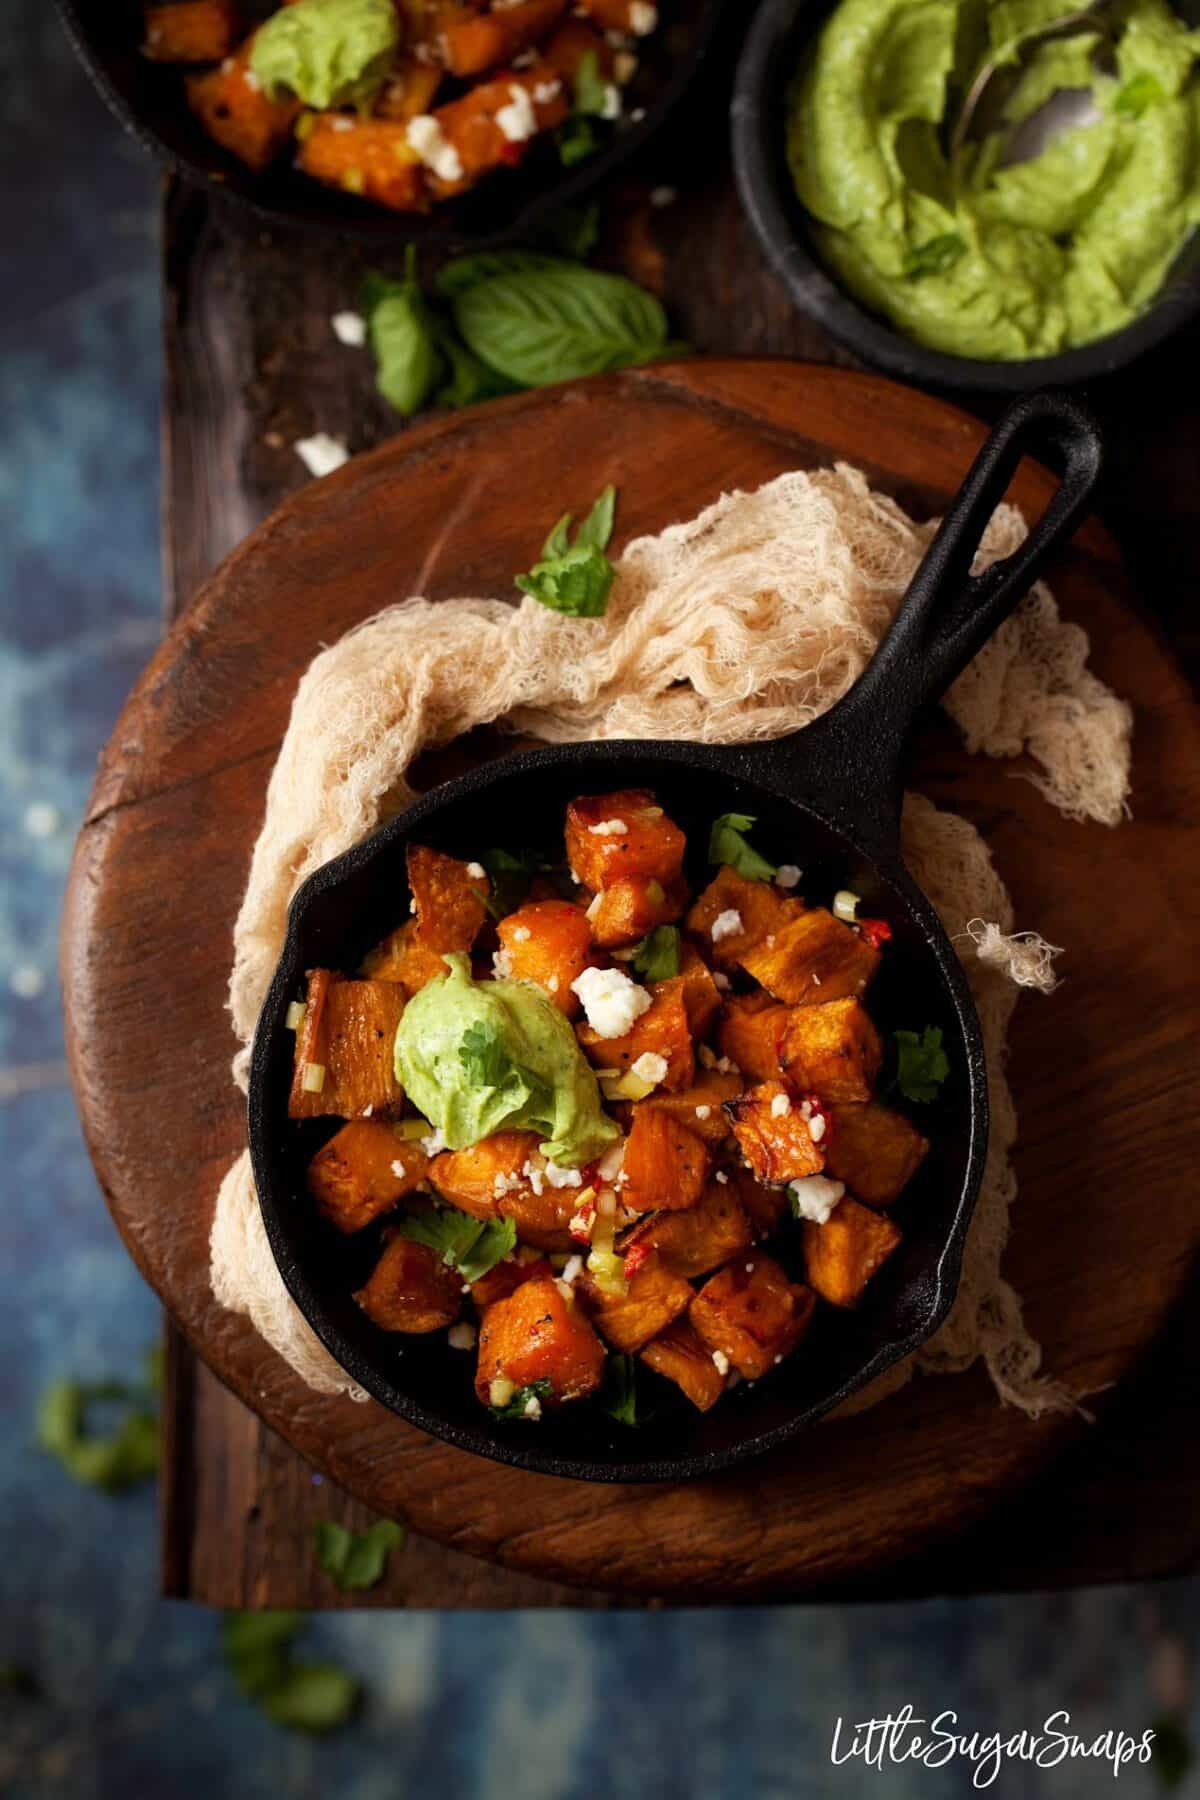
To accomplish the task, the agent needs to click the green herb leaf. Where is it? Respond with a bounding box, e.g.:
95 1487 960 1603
515 543 615 618
630 924 681 981
541 512 574 560
479 844 560 915
222 1611 305 1699
260 1663 360 1733
536 201 601 261
363 252 440 416
453 265 668 387
36 1363 160 1493
393 1205 517 1283
574 48 610 117
600 1353 650 1426
574 483 616 552
902 233 966 280
222 1612 360 1735
457 1217 519 1283
458 1019 513 1087
1115 72 1165 117
1150 1717 1194 1790
708 813 776 882
435 251 566 300
556 114 597 167
313 1519 406 1591
893 1026 950 1103
431 317 521 410
490 1377 553 1420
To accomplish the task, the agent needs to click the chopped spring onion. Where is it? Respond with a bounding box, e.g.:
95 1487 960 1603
832 889 861 922
285 1000 306 1031
301 1062 326 1093
586 1246 628 1296
489 1376 515 1409
600 1071 655 1102
393 1117 435 1141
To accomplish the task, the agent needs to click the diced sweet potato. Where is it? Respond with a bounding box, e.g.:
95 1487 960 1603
689 1255 815 1379
579 1253 693 1352
288 973 406 1119
354 1234 462 1332
144 0 239 62
577 977 694 1092
727 1080 824 1184
741 908 881 1007
566 789 686 894
685 866 804 968
675 940 722 1037
717 992 789 1082
374 54 444 120
425 63 569 197
186 40 301 170
639 1319 725 1412
361 919 447 995
639 1071 741 1145
306 1121 429 1233
623 1179 753 1279
298 113 428 209
542 17 615 83
778 998 882 1103
620 1105 709 1212
470 1251 553 1310
437 0 567 77
429 1132 577 1250
407 844 490 953
588 874 686 949
732 1166 790 1239
824 1102 930 1207
497 899 594 1014
475 1275 606 1405
803 1197 902 1307
576 0 659 34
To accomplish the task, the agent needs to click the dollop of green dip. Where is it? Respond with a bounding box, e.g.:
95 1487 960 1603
249 0 398 111
394 954 618 1169
787 0 1200 359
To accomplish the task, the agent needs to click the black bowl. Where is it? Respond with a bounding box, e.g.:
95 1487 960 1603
57 0 724 247
731 0 1200 392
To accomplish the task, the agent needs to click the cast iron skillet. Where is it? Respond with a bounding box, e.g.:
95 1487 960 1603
249 389 1103 1482
56 0 724 248
731 0 1200 393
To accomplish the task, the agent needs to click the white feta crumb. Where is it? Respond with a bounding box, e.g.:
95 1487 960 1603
712 970 732 993
496 83 537 142
568 1208 594 1240
613 49 638 83
562 1254 584 1285
788 1174 846 1223
710 908 742 944
547 974 559 993
511 47 536 66
293 433 348 478
808 1113 827 1144
600 82 622 119
587 818 628 836
715 1055 737 1075
361 1104 373 1118
23 801 61 838
714 1170 729 1185
711 1349 730 1376
420 1128 447 1158
447 1322 477 1351
532 78 562 103
770 1092 792 1119
466 860 486 879
775 864 802 890
10 965 44 999
493 948 514 979
650 184 677 208
774 1353 783 1365
522 1159 546 1197
629 106 646 121
812 972 822 987
694 1104 712 1120
833 888 861 922
243 67 261 92
512 924 531 942
570 965 651 1038
543 1161 583 1190
523 1393 543 1420
765 934 776 949
630 1051 668 1086
629 2 658 35
407 114 464 183
745 1262 755 1272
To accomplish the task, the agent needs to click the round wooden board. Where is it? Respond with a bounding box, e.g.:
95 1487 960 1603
62 362 1200 1600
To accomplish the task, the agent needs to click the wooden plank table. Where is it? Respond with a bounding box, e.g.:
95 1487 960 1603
156 116 1200 1607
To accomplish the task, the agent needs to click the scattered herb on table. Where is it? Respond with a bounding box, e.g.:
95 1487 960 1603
36 1345 161 1492
893 1026 950 1103
630 924 681 981
312 1519 406 1591
222 1611 360 1734
394 1204 518 1283
515 484 617 617
708 812 777 882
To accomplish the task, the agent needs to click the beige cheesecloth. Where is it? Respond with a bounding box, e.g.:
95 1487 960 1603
210 466 1132 1413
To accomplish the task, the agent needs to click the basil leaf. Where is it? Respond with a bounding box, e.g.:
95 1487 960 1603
557 114 597 167
574 48 610 117
902 233 966 280
490 1378 553 1420
431 318 520 410
364 255 440 416
515 544 615 617
630 924 680 981
435 251 566 299
708 813 776 882
893 1026 950 1103
574 483 616 552
313 1519 406 1590
453 266 667 386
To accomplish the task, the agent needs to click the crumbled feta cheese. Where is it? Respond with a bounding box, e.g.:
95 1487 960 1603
774 1353 783 1365
448 1322 477 1350
10 965 44 999
466 860 486 879
808 1113 827 1144
293 433 348 478
570 965 652 1038
775 864 802 890
711 1349 730 1376
23 801 61 838
629 106 646 121
543 1161 583 1189
833 889 861 922
650 185 677 208
694 1104 712 1120
496 84 537 142
600 82 621 119
243 67 261 92
523 1393 543 1420
493 948 514 979
812 972 822 987
745 1262 755 1272
522 1159 546 1197
765 934 776 948
532 78 562 103
407 114 464 183
629 2 658 34
547 974 559 992
714 1170 729 1185
630 1051 668 1086
613 49 638 83
562 1254 584 1285
788 1174 846 1223
420 1127 447 1158
710 908 742 944
712 970 732 993
512 925 531 942
588 818 628 836
770 1092 792 1119
489 1376 515 1408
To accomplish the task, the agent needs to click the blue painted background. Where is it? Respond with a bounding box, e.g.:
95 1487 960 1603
1 7 1197 1795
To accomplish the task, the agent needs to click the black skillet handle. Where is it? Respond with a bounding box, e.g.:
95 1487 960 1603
761 389 1104 854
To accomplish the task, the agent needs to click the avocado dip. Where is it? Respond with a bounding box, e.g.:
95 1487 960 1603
787 0 1200 359
393 953 619 1168
250 0 399 112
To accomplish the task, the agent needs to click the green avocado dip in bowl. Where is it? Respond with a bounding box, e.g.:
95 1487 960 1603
732 0 1200 388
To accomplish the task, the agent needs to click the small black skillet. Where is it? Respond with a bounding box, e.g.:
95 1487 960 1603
249 389 1103 1482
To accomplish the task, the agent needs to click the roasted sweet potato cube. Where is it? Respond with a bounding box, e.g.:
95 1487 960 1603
542 17 615 83
732 1166 790 1239
675 940 722 1037
741 908 881 1006
620 1104 709 1212
624 1179 754 1280
717 992 789 1082
576 0 660 33
374 55 444 120
470 1251 553 1309
437 0 567 76
354 1235 462 1332
778 998 882 1103
186 41 301 170
475 1275 606 1405
588 874 686 949
430 1131 576 1250
685 866 804 967
361 919 448 995
639 1071 741 1145
566 789 686 894
407 844 490 953
425 64 569 196
727 1080 824 1184
803 1197 901 1307
288 973 406 1119
306 1121 429 1233
497 899 594 1014
577 976 694 1092
144 0 240 62
579 1254 693 1352
689 1255 815 1379
824 1102 930 1207
298 114 427 210
639 1319 726 1412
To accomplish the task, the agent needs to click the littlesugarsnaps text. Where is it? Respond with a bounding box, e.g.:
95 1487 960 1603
829 1708 1156 1789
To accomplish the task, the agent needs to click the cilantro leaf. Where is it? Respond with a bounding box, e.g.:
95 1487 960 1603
902 234 966 280
541 512 573 561
557 113 597 167
516 486 619 619
363 251 440 417
1150 1717 1194 1790
457 1217 519 1283
708 813 776 882
36 1356 161 1492
313 1519 406 1591
260 1664 360 1733
490 1378 553 1420
574 483 616 553
393 1206 517 1283
458 1020 513 1087
630 924 681 981
479 844 560 915
1115 72 1165 117
222 1612 360 1734
222 1611 304 1698
600 1353 650 1426
574 48 611 117
893 1026 950 1103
